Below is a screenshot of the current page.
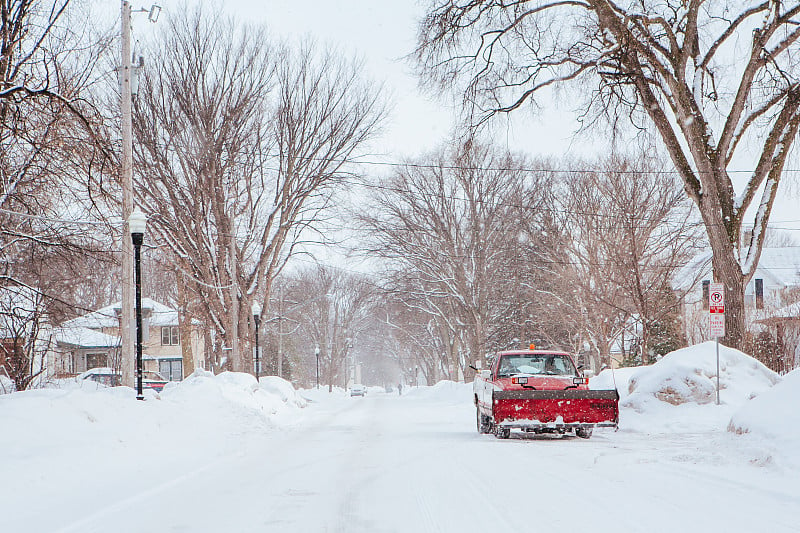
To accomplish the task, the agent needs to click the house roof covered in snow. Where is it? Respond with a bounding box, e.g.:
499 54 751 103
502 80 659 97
672 247 800 292
54 327 120 349
62 298 180 330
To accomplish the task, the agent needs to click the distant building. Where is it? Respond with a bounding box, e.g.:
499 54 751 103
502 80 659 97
55 299 205 381
673 247 800 370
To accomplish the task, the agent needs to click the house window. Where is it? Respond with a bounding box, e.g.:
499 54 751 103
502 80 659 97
159 359 183 381
86 353 107 369
755 278 764 310
161 326 179 346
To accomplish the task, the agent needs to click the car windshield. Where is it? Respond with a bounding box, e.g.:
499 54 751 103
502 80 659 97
496 354 576 377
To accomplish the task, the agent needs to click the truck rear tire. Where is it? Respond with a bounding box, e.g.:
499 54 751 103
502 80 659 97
576 427 593 439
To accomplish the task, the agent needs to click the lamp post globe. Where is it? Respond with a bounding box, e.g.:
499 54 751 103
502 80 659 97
252 301 261 379
128 207 147 400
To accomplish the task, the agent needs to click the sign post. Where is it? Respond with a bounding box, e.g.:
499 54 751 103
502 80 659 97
708 283 725 405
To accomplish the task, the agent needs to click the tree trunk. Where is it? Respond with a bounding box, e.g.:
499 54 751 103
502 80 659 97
711 252 746 350
177 273 195 378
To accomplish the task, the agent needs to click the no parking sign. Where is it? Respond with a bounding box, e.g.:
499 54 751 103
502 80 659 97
708 283 725 337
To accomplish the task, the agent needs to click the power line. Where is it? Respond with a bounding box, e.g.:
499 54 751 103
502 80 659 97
0 207 119 227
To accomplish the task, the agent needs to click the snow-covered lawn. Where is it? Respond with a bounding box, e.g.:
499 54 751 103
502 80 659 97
1 343 798 532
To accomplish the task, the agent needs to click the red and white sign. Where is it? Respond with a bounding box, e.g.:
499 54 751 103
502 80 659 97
709 283 725 314
709 314 725 337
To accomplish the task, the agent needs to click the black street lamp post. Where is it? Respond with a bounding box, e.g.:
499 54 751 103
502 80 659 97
128 207 147 401
252 301 261 380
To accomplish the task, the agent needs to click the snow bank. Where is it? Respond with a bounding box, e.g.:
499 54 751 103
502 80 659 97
590 366 641 401
728 368 800 442
0 370 308 459
725 368 800 469
160 370 307 422
259 375 308 408
298 385 348 403
623 342 779 411
403 380 472 403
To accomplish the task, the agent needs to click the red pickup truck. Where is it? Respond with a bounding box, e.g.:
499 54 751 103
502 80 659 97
473 348 619 439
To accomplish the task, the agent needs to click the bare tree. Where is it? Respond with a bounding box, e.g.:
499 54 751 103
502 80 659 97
417 0 800 350
0 280 54 391
282 266 376 391
359 142 551 377
545 156 702 369
1 0 117 336
132 8 386 373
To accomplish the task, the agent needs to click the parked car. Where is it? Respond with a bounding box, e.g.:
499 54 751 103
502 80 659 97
78 368 169 392
350 384 367 397
78 367 120 387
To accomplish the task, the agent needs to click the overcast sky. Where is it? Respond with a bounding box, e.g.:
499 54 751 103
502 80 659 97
117 0 800 238
120 0 587 162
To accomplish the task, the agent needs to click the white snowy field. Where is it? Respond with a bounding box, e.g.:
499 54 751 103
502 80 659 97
1 343 799 533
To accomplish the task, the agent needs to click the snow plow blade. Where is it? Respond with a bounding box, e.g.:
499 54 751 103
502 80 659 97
492 389 619 430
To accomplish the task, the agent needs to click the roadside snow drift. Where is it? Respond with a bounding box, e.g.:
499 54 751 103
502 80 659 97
728 368 800 441
623 341 779 410
590 366 640 401
403 380 472 403
0 370 307 470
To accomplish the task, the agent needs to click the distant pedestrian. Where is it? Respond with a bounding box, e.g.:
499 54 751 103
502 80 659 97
398 383 403 395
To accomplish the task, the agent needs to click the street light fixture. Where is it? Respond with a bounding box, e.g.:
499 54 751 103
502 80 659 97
252 301 262 380
128 207 147 400
315 345 320 389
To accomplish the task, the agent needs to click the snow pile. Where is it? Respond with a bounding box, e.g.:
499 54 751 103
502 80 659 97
161 369 307 422
622 342 779 411
298 385 348 403
403 380 472 403
258 375 308 408
0 370 309 472
590 366 641 401
728 369 800 451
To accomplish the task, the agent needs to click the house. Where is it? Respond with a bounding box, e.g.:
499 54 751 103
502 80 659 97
51 326 120 376
673 247 800 369
56 299 205 381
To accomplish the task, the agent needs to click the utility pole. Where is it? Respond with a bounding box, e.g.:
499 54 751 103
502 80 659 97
120 1 134 388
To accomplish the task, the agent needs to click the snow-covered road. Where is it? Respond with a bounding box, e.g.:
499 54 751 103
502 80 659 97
19 384 797 533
